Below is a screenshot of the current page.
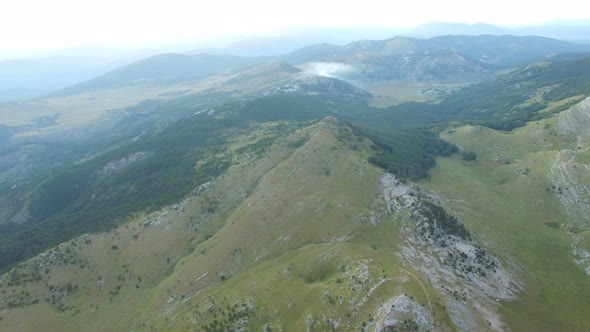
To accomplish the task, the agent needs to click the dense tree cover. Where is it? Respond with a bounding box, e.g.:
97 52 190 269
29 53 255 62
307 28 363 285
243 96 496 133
349 58 590 180
223 94 369 123
355 126 458 180
2 56 590 272
0 94 339 271
418 200 472 241
437 57 590 130
365 57 590 131
0 116 236 271
462 151 478 161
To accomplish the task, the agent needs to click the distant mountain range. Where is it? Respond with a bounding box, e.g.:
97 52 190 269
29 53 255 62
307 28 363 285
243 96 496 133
189 21 590 58
408 20 590 40
50 53 268 97
0 56 129 102
41 34 590 97
408 21 513 37
3 20 590 330
3 21 590 102
188 26 401 57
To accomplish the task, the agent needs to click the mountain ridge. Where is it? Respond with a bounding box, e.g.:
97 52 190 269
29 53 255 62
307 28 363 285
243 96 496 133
0 118 523 330
50 53 268 97
43 34 590 99
2 31 590 332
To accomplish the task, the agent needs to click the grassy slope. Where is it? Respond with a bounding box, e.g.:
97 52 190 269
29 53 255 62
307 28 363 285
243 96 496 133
5 111 590 330
0 61 295 136
0 121 301 330
2 63 590 330
142 118 432 330
360 81 463 107
0 119 455 331
421 118 590 331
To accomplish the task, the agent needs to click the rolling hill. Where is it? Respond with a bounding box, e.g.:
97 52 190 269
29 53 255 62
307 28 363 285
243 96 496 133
1 34 590 332
408 21 513 37
0 56 132 102
285 35 590 82
2 104 590 330
45 34 590 100
357 56 590 130
51 53 268 96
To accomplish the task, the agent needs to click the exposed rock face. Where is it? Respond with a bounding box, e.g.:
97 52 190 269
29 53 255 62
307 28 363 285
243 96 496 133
550 97 590 275
374 294 435 332
552 97 590 226
98 151 150 177
378 173 521 331
572 236 590 277
549 149 590 228
265 73 372 99
557 97 590 138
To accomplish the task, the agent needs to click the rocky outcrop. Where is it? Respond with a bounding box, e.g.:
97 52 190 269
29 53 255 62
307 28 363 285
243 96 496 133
98 151 150 177
557 97 590 138
378 173 521 331
550 97 590 275
264 73 372 99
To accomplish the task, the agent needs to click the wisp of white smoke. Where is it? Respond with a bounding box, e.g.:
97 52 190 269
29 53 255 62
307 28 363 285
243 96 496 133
305 62 358 78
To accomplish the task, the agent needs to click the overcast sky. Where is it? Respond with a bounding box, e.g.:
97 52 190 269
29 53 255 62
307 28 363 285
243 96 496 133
1 0 589 55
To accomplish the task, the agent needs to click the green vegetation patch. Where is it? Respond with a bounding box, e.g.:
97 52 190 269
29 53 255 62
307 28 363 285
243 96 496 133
0 116 238 272
355 126 458 180
362 57 590 131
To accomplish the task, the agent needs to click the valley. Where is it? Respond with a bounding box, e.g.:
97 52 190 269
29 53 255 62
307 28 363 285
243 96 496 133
1 32 590 331
424 113 590 330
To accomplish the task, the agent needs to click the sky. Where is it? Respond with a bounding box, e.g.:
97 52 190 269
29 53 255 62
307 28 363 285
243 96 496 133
1 0 590 56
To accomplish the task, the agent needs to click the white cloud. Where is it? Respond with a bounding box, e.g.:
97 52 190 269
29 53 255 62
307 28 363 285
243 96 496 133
305 62 359 78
